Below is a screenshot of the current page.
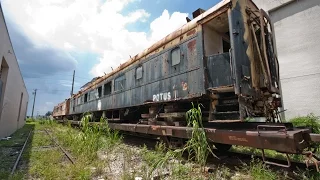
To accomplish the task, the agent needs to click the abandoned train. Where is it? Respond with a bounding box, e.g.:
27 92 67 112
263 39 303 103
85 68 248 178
51 0 320 160
53 0 281 125
53 0 281 129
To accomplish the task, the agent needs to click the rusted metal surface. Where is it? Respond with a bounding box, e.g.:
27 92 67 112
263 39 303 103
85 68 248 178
206 53 232 88
71 35 204 114
107 122 311 154
261 149 291 168
309 133 320 142
63 0 281 124
52 99 70 118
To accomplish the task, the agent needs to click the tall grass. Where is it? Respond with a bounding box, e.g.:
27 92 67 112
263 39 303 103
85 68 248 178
183 103 217 170
241 158 279 180
147 103 217 175
54 113 122 162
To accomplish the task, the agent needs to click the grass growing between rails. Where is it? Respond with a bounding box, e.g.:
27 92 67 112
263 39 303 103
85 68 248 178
5 116 123 179
0 123 34 180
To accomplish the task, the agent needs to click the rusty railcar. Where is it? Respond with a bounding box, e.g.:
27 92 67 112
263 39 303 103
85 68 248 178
54 0 320 168
66 0 280 124
52 99 70 120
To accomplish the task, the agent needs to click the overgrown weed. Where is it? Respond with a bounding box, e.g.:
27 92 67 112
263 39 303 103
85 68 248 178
291 113 320 133
241 158 279 180
293 167 320 180
56 113 122 162
184 103 217 171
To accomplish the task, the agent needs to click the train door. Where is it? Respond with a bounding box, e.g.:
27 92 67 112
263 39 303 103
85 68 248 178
227 3 253 96
227 3 280 95
203 10 233 90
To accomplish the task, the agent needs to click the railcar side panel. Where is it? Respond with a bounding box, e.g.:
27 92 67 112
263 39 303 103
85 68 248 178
70 33 205 115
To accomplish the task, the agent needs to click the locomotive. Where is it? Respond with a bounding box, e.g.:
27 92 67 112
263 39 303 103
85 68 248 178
53 0 320 166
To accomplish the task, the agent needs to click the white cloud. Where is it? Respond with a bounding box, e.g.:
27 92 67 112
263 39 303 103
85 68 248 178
149 10 188 43
2 0 188 77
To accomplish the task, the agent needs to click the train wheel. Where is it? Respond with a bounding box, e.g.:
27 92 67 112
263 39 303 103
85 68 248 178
214 143 232 151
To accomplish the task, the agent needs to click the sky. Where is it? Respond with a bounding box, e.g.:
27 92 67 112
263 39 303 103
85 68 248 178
1 0 220 116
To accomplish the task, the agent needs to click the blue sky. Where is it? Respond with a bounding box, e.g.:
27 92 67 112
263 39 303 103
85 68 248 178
1 0 220 115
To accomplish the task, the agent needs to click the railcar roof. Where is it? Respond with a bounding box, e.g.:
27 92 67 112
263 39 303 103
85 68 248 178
74 0 256 97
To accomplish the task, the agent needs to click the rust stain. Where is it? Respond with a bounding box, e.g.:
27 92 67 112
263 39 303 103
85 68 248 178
187 39 196 51
186 29 196 36
151 126 160 130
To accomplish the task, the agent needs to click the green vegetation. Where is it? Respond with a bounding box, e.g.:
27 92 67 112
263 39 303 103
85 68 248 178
0 123 34 179
184 103 217 169
291 113 320 133
244 159 279 180
2 112 320 179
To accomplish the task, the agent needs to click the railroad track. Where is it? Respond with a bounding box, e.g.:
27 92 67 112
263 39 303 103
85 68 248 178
10 130 32 175
10 129 75 175
44 129 75 164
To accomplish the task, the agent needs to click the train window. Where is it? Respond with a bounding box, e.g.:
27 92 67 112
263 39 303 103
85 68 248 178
84 93 88 103
104 81 112 95
171 48 181 66
77 97 81 105
136 66 142 80
90 90 95 100
115 75 126 91
97 86 102 98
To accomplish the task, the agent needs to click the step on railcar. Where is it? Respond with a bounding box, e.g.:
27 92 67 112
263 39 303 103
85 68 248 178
53 0 320 169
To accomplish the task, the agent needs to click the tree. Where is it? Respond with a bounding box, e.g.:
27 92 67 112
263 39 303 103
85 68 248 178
45 111 52 116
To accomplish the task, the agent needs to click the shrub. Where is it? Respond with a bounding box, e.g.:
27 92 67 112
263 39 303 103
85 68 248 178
290 113 320 133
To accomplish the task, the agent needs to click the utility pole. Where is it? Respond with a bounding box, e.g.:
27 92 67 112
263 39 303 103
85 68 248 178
31 89 37 119
71 70 75 97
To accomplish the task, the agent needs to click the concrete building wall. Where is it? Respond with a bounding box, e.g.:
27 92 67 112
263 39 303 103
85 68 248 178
0 5 29 138
253 0 320 119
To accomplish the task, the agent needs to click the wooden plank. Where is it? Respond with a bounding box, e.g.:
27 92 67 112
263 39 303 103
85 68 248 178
159 112 185 118
141 113 151 118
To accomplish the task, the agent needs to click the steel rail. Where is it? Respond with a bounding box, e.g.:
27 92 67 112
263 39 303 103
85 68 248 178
11 130 32 175
44 129 75 164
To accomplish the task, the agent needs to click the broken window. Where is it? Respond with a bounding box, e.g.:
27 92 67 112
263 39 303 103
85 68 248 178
104 81 112 95
115 75 126 91
136 66 143 80
171 48 181 66
97 86 102 98
84 93 88 103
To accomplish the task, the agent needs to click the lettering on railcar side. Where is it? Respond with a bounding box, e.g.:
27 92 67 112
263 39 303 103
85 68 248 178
228 136 248 142
153 92 171 102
